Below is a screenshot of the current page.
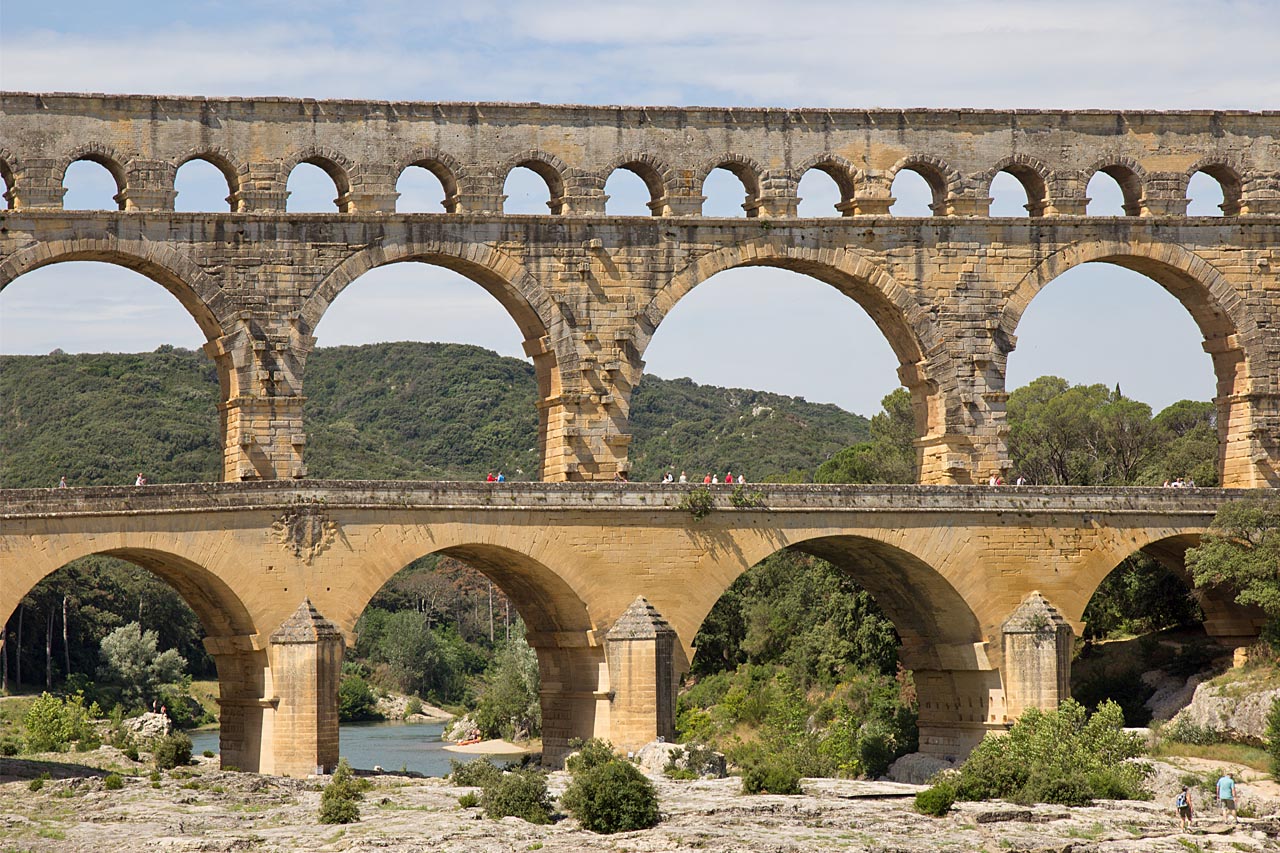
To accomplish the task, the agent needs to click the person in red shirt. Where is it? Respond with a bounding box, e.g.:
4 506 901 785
486 472 496 482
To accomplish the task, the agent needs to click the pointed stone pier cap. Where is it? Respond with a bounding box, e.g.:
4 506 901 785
606 596 676 640
269 598 344 644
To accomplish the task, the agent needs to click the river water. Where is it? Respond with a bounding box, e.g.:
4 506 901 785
188 721 526 777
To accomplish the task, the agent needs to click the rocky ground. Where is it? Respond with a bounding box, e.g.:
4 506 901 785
1 748 1278 852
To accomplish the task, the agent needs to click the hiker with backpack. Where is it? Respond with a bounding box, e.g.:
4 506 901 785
1175 786 1194 831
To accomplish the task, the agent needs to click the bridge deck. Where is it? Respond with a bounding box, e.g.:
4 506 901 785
0 481 1258 519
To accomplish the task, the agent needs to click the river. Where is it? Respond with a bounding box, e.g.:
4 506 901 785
188 720 527 777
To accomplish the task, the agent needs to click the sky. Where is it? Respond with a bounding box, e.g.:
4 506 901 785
3 0 1276 416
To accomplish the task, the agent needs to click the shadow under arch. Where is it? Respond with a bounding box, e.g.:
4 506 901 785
637 240 948 480
1001 240 1263 485
1070 531 1264 646
337 540 598 764
0 238 228 340
679 531 995 758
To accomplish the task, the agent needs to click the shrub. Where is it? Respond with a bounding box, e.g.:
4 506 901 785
562 758 660 833
404 697 424 718
1018 769 1094 806
319 759 364 824
338 675 380 722
202 749 215 758
457 791 480 808
23 692 94 753
449 758 501 788
29 773 51 792
123 744 140 762
103 773 124 791
0 738 20 756
480 769 553 824
741 757 802 795
953 699 1149 805
1267 695 1280 777
152 732 193 770
915 781 955 816
564 738 618 774
1166 716 1221 746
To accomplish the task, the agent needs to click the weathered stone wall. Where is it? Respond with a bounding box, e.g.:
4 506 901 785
0 482 1265 768
2 94 1279 486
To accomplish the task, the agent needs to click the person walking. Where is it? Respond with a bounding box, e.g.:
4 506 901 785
1216 772 1237 823
1175 785 1194 830
57 475 68 488
135 473 147 486
724 471 733 485
703 473 712 484
486 472 496 482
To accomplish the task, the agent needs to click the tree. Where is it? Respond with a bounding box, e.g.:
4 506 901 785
1186 497 1280 633
473 635 541 740
96 622 187 708
814 389 914 484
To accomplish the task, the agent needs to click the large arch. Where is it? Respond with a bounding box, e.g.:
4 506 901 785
1065 529 1263 645
673 529 994 758
637 241 948 480
301 240 562 351
1001 240 1264 485
0 238 228 340
332 538 599 764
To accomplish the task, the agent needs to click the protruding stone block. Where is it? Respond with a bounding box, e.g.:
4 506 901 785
1001 592 1072 719
268 599 344 776
605 597 676 752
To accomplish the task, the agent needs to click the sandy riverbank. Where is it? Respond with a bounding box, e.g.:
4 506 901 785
442 737 539 755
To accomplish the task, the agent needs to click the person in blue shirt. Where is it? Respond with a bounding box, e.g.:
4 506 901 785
1216 772 1237 823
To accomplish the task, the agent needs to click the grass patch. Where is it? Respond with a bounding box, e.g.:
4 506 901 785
1151 740 1272 772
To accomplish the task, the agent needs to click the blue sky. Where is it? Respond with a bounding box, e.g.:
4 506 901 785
3 0 1276 416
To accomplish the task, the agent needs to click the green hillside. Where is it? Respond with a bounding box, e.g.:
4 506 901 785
0 342 870 487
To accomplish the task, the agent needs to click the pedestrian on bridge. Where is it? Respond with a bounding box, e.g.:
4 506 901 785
135 473 147 486
57 476 67 488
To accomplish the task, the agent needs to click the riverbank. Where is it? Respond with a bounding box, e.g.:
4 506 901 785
442 737 539 755
1 747 1277 852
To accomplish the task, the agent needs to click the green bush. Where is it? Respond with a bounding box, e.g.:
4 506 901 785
29 773 51 792
319 759 364 825
562 758 660 833
565 738 618 774
201 749 214 758
457 791 480 808
404 697 424 718
23 692 94 752
915 781 955 816
449 758 502 788
953 699 1149 805
741 757 803 795
123 744 140 762
0 738 20 756
152 732 193 770
338 675 380 722
479 769 553 824
1018 770 1094 806
103 773 124 791
1165 716 1222 746
1267 695 1280 777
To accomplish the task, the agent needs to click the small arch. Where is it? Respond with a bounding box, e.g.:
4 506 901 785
796 154 860 216
175 149 245 211
396 148 463 213
500 151 570 214
282 147 355 212
60 144 131 210
0 147 17 209
1085 158 1146 216
1186 158 1243 216
890 155 961 216
696 154 763 217
602 153 673 215
984 155 1050 217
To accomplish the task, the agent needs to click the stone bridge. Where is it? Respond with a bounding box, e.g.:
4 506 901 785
2 94 1280 486
0 482 1265 775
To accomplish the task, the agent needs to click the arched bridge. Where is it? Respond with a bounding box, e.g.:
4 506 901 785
2 94 1279 486
0 482 1263 775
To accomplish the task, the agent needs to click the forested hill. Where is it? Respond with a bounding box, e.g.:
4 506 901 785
0 342 870 488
